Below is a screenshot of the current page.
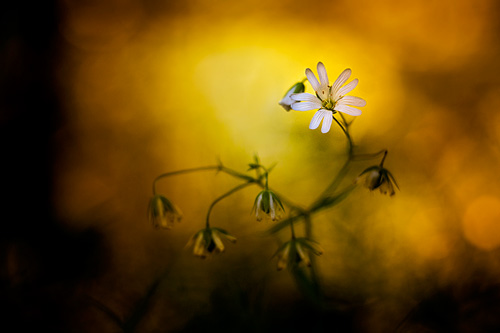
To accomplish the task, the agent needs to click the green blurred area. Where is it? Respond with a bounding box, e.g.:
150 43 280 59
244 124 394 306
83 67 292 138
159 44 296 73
3 0 500 331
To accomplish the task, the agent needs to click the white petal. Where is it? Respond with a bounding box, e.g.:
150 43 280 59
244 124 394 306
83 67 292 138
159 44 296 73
321 112 333 133
256 193 263 212
291 93 321 103
334 79 358 100
278 96 293 110
291 101 321 111
309 110 327 129
269 195 275 220
211 231 225 252
334 104 362 116
317 62 329 87
305 68 320 92
336 96 366 107
330 68 351 97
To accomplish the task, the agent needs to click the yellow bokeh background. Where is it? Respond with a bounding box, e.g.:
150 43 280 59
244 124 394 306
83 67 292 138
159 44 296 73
49 0 500 330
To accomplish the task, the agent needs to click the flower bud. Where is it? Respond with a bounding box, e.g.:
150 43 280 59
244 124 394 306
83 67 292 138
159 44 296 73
252 190 285 221
357 166 399 196
186 227 237 259
148 194 183 229
273 238 323 271
279 82 305 111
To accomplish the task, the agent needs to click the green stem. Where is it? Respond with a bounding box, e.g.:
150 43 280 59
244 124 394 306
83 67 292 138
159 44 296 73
303 214 321 297
153 166 220 195
205 182 254 228
220 166 257 182
380 150 388 167
290 218 296 239
351 149 387 162
311 114 354 203
339 112 350 128
332 114 353 156
310 183 357 214
153 165 260 195
254 165 270 189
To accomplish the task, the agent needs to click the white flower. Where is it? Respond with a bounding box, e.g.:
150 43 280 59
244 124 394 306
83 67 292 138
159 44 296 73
252 189 284 221
291 62 366 133
186 227 237 258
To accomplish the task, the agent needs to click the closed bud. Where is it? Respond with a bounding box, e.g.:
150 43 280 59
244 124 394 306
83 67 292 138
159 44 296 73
279 82 305 111
148 194 183 229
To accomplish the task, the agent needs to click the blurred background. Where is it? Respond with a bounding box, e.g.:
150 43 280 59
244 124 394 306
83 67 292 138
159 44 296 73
2 0 500 331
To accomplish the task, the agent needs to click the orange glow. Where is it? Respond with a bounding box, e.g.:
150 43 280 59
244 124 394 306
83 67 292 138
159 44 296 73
40 0 500 330
463 196 500 251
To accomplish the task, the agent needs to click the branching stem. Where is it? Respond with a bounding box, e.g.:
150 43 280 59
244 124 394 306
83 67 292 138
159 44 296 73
205 182 254 228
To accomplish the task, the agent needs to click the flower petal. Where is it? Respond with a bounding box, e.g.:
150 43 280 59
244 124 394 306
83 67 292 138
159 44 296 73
269 195 275 220
290 93 321 103
334 79 358 100
309 110 327 130
336 96 366 107
334 104 362 116
330 68 351 97
211 231 225 253
317 62 329 87
321 112 333 133
291 101 321 111
278 96 294 111
295 243 311 267
305 68 320 92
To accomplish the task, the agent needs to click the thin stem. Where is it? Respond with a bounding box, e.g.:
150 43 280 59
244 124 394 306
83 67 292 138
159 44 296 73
205 182 254 228
220 166 257 182
310 114 354 209
351 149 388 162
303 214 321 296
321 159 351 198
332 114 353 156
290 218 296 239
380 150 388 167
153 165 260 195
310 183 357 214
254 164 270 189
339 112 350 129
153 166 220 195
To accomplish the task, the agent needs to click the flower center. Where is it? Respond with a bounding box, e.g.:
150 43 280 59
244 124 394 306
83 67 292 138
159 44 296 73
321 99 335 110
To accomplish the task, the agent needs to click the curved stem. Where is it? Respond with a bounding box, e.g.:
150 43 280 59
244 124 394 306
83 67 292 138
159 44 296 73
339 112 350 128
351 149 388 162
311 114 354 208
220 166 257 182
332 114 353 156
153 166 220 195
380 150 388 167
205 182 254 228
153 165 260 195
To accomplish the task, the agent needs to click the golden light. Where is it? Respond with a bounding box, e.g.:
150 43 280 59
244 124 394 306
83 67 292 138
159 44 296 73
9 0 499 330
463 196 500 251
